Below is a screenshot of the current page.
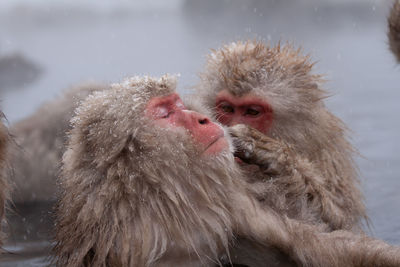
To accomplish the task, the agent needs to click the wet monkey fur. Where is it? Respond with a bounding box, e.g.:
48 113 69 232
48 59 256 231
54 75 400 267
0 116 9 247
196 41 366 232
389 0 400 62
54 75 242 266
9 83 107 203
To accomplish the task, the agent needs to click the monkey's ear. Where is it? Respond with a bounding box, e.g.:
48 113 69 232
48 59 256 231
84 129 134 168
102 127 153 165
104 135 131 163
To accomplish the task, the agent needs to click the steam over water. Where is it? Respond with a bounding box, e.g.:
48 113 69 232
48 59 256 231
1 0 399 266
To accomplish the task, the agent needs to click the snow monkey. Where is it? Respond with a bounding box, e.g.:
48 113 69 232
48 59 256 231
9 82 107 203
54 74 400 267
389 0 400 62
0 116 9 247
195 41 366 232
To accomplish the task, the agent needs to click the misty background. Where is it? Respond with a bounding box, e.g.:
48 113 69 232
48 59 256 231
0 0 399 266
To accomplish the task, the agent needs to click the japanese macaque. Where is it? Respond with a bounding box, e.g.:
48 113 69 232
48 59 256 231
0 116 9 247
195 41 366 232
9 82 107 203
54 74 400 267
389 0 400 62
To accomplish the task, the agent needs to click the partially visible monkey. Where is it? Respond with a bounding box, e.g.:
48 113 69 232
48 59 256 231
54 74 400 267
0 114 9 247
9 82 107 203
195 41 366 232
389 0 400 62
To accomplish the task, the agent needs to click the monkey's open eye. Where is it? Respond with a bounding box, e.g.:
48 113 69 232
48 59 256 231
219 102 234 114
244 106 263 117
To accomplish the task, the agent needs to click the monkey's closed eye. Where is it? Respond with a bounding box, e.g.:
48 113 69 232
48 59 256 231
154 106 172 119
175 100 185 109
162 111 174 119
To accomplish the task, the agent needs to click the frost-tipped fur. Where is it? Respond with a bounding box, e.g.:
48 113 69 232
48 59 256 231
389 0 400 62
55 74 239 266
0 115 9 247
54 74 400 267
197 41 366 231
9 82 107 203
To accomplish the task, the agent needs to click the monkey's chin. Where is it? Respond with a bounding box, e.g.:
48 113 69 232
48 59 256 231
203 137 230 156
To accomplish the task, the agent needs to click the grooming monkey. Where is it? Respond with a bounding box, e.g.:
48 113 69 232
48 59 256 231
54 75 400 267
389 0 400 62
195 41 366 232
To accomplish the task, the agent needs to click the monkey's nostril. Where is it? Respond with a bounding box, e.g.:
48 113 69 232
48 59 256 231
198 118 209 125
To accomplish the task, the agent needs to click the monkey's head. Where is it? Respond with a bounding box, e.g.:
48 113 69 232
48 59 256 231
66 74 232 172
198 40 349 158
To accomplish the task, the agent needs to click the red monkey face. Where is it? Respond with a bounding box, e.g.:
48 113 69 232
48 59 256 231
146 93 229 155
215 90 273 134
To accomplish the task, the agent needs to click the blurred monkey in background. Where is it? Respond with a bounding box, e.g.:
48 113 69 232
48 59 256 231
389 0 400 62
9 83 107 203
0 115 9 247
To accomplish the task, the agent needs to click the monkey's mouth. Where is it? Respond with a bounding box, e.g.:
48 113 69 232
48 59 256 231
203 134 228 155
234 157 244 163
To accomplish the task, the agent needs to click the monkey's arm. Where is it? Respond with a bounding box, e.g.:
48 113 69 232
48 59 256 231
230 124 355 230
233 197 400 267
389 0 400 62
230 124 296 176
283 221 400 267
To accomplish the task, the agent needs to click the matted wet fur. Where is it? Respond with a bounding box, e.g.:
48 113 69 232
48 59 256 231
9 82 107 203
389 0 400 62
0 115 8 247
54 75 238 266
54 75 400 267
196 40 366 231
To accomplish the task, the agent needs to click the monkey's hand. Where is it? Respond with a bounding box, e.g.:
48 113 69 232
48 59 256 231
229 124 293 176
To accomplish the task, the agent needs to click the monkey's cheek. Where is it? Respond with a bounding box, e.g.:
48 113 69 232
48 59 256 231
203 137 230 156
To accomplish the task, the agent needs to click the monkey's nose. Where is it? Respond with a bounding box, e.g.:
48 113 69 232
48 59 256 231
183 110 210 125
187 110 210 125
198 118 210 125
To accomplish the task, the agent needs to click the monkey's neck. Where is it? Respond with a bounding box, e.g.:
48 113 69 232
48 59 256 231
134 155 241 263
